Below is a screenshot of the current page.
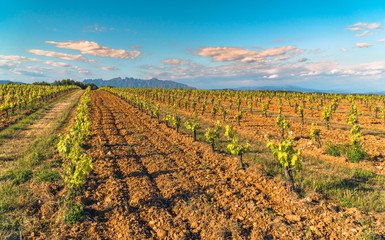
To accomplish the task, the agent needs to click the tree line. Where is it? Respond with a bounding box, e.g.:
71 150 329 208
32 79 98 90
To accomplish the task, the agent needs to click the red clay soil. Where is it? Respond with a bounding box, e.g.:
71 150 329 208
148 96 385 175
56 91 385 239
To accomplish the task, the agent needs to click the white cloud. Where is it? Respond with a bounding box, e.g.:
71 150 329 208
45 40 141 59
162 58 190 65
0 55 39 62
140 65 167 70
376 39 385 42
355 30 377 37
196 46 304 63
340 47 347 52
0 54 91 76
100 66 119 71
355 31 369 37
42 60 72 68
28 49 97 62
351 22 382 30
41 60 91 75
72 66 91 75
9 68 46 77
355 42 372 48
143 55 385 87
264 74 279 79
346 22 382 38
346 27 364 31
273 55 291 61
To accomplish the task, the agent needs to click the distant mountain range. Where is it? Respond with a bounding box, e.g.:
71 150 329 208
0 80 24 84
83 77 194 89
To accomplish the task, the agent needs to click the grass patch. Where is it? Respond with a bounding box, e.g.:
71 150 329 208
0 180 29 212
353 168 374 181
325 142 346 157
34 169 62 183
325 142 368 163
0 90 83 236
63 201 84 224
296 160 385 212
2 168 33 184
345 146 369 163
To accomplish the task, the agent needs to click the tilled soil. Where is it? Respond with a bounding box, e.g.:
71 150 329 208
145 95 385 176
58 91 385 239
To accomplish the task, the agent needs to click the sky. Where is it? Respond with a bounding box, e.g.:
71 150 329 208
1 0 385 91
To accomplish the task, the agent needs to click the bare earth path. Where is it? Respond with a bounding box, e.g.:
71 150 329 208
55 91 385 239
0 90 83 167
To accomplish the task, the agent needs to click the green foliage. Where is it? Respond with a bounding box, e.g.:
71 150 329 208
185 118 200 141
309 123 317 142
205 121 222 150
184 119 200 132
353 168 374 180
276 114 290 139
350 124 362 146
325 142 368 163
219 106 229 121
205 128 220 143
276 114 290 129
298 106 304 124
52 79 97 90
224 124 235 140
201 101 206 114
345 146 368 163
63 202 84 224
234 110 243 125
348 103 361 123
58 87 92 192
262 103 267 117
34 169 62 182
267 138 302 171
170 114 181 131
227 136 250 156
325 142 345 157
322 107 331 129
152 104 160 117
247 101 253 112
2 167 32 184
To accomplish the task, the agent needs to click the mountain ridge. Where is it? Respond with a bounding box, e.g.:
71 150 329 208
0 80 25 84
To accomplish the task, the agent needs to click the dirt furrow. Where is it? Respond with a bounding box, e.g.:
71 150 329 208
108 96 273 238
99 92 341 239
106 91 385 239
61 91 385 239
107 96 253 238
99 93 198 239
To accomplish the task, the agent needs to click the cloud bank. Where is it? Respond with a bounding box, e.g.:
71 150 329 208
196 46 304 63
45 40 141 59
28 49 97 62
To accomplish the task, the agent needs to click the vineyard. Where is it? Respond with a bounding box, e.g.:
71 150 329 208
0 84 79 131
1 85 385 239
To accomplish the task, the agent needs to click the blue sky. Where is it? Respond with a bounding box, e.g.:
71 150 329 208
1 0 385 91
